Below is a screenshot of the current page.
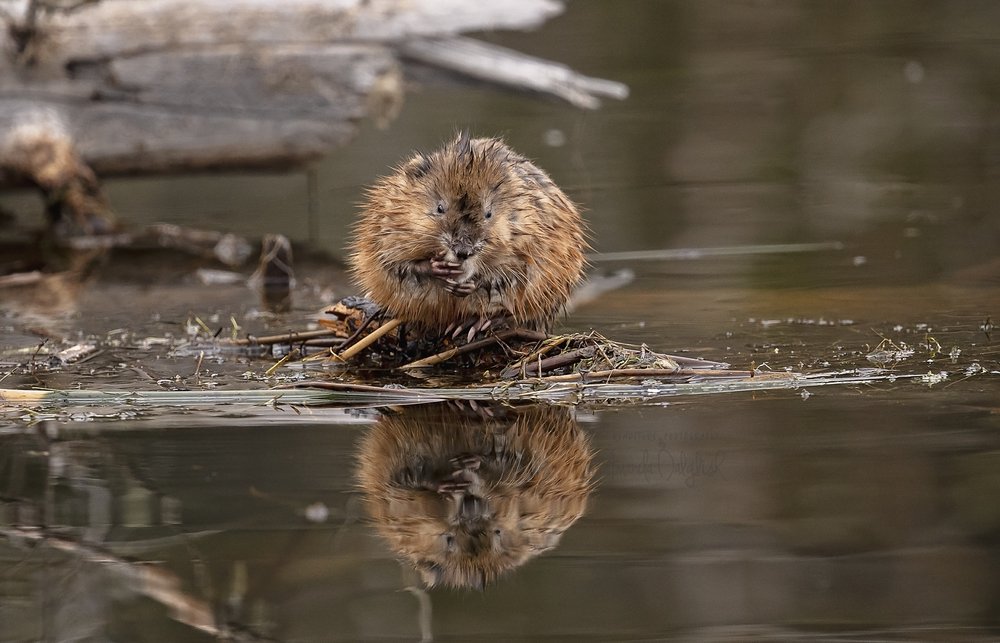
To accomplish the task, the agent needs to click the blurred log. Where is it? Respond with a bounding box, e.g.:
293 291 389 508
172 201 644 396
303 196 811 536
401 37 629 110
0 0 628 186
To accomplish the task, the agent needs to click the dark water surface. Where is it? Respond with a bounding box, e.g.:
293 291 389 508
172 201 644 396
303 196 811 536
3 1 1000 641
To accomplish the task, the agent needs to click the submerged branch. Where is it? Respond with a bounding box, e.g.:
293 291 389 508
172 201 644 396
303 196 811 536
0 524 271 641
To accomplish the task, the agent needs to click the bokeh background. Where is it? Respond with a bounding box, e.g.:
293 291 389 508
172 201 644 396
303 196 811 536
5 0 996 286
2 2 1000 641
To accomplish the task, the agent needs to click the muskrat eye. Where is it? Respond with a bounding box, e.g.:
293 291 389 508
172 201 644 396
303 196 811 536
435 202 446 215
484 209 493 220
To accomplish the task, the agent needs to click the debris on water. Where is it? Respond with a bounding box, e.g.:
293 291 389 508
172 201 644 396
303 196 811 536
949 346 962 361
136 336 174 349
55 342 99 365
964 362 984 376
752 317 856 328
195 268 245 285
866 338 915 367
640 379 664 395
921 335 943 359
800 389 811 400
921 371 948 385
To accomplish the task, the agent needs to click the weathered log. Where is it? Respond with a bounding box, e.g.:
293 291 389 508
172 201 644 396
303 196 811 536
0 0 627 186
401 37 628 110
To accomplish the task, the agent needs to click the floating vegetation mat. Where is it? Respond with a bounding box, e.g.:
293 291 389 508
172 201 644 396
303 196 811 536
1 369 929 413
4 298 990 420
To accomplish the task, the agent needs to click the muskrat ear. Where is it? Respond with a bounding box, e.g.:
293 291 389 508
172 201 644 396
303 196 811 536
402 153 432 180
455 129 472 159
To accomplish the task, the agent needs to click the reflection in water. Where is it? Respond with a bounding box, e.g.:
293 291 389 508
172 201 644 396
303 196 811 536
0 425 231 641
356 403 595 589
1 400 999 639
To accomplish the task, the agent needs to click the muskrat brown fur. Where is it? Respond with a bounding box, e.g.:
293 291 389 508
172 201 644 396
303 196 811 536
348 131 588 334
355 403 595 590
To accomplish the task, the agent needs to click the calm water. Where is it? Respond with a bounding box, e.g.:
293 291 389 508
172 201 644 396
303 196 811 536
3 1 1000 641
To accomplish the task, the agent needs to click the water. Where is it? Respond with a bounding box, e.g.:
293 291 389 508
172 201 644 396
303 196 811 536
2 1 1000 641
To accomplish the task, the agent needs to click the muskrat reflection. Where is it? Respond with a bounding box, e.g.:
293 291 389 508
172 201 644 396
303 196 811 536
355 403 595 590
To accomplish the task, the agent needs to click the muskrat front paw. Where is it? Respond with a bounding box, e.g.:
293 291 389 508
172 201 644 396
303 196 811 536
450 453 483 471
435 479 471 494
443 279 477 297
429 254 464 280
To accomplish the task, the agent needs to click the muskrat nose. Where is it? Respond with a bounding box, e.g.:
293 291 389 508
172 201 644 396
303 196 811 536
452 241 475 260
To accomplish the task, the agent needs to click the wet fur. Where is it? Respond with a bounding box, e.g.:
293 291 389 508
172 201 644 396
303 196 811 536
355 404 595 589
348 132 588 332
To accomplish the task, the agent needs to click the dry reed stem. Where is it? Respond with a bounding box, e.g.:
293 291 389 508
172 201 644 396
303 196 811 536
329 318 402 362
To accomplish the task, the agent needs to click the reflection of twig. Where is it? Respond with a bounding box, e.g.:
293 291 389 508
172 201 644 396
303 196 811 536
0 524 274 642
402 585 434 643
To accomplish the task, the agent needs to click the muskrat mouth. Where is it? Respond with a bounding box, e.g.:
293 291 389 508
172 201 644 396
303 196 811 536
443 248 474 263
458 494 487 520
440 250 477 283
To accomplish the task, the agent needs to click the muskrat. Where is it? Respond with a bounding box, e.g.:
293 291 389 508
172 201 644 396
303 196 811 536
355 403 595 589
348 131 587 336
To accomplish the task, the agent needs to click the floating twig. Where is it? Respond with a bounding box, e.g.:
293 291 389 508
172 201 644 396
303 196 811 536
501 346 595 379
336 309 384 350
399 328 548 370
277 379 443 398
227 329 341 346
329 318 402 362
501 334 571 378
265 348 300 376
513 366 761 384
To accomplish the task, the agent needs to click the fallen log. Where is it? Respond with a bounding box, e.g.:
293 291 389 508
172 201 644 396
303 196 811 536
0 0 628 185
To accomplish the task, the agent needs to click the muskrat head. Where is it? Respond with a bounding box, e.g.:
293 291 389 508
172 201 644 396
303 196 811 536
402 131 521 281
